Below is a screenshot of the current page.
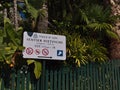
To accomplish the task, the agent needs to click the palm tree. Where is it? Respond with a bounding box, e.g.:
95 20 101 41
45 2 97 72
106 0 120 59
24 0 48 33
13 0 18 31
1 0 19 30
36 3 48 33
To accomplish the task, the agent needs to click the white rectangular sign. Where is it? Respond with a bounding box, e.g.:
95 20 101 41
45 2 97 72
23 31 66 60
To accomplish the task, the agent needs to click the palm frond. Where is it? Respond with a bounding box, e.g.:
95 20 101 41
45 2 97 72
79 9 89 24
73 9 89 24
85 4 111 23
88 23 112 31
24 0 38 19
4 18 20 46
64 32 88 66
84 38 108 62
106 30 119 39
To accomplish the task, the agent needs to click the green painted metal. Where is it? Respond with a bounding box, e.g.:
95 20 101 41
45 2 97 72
16 71 20 90
66 71 69 90
50 70 53 90
73 70 76 90
53 70 57 90
77 68 80 90
45 70 48 90
26 72 30 90
69 70 72 90
58 70 61 90
1 78 4 90
42 60 46 90
0 60 120 90
11 72 15 90
61 70 65 90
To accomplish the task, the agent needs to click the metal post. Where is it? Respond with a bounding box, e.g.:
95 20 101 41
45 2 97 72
42 60 46 90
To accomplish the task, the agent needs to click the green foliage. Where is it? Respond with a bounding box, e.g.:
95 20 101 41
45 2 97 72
0 0 13 10
66 32 88 67
85 5 111 23
28 0 46 9
27 60 42 79
51 20 110 67
41 1 119 67
84 39 108 63
24 0 48 32
24 0 38 19
0 0 46 79
0 13 4 28
0 18 23 64
24 0 47 21
73 5 119 41
0 17 42 79
106 30 119 39
73 8 89 25
1 0 119 78
88 23 112 31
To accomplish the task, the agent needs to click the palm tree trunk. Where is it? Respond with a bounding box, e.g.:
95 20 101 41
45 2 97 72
108 0 120 59
14 0 18 31
3 8 7 18
37 3 48 33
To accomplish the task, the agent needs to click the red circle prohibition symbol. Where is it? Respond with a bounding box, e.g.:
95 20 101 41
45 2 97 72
35 49 40 55
26 47 33 55
42 48 49 56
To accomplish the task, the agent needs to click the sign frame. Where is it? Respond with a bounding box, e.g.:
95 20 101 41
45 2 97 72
23 31 66 60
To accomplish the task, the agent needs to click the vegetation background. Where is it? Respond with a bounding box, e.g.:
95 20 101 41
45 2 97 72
0 0 120 78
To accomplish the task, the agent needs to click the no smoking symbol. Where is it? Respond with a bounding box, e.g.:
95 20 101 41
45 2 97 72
42 48 49 56
26 47 33 55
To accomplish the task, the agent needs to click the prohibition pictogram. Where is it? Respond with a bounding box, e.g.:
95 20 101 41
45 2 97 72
42 48 49 56
35 49 40 55
26 47 33 55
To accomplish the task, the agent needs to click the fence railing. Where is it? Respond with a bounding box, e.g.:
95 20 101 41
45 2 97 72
0 60 120 90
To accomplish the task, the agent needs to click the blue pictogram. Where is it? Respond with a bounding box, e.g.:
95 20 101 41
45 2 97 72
57 50 63 56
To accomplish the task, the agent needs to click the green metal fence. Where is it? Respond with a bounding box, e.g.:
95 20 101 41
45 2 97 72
0 60 120 90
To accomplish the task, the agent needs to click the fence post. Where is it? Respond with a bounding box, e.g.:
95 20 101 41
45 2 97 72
11 70 15 90
1 78 4 90
42 60 46 90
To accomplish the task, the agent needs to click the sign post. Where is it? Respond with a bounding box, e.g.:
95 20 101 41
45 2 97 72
23 31 66 60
